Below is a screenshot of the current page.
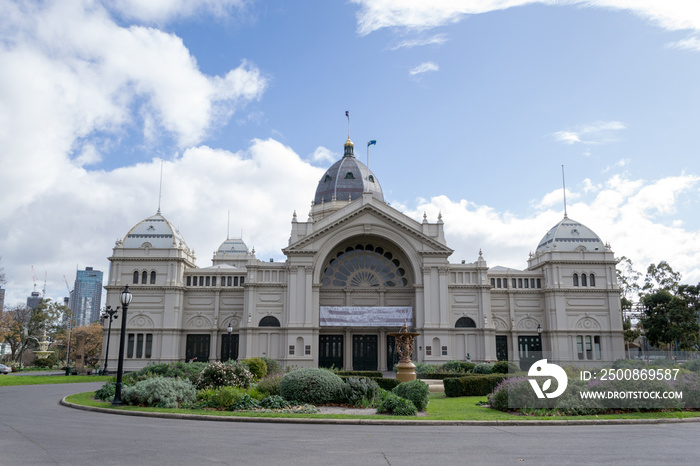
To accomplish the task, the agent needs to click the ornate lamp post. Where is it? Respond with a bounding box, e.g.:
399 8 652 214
112 285 132 406
101 306 119 376
537 323 543 359
227 322 233 361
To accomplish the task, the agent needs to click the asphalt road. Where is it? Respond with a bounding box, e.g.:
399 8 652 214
1 382 700 465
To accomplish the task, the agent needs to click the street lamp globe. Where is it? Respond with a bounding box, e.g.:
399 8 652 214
120 285 133 306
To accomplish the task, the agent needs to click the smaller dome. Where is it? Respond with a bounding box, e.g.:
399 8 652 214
216 238 249 255
122 213 187 249
536 216 604 254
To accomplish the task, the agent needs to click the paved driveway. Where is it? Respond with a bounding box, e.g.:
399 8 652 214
1 382 700 465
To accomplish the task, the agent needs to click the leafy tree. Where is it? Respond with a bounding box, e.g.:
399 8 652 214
69 322 103 367
641 289 700 354
616 256 641 311
642 261 681 294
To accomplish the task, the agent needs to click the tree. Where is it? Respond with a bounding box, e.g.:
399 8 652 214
642 261 681 294
0 256 6 288
623 316 641 359
70 322 103 367
640 288 700 354
616 256 641 312
0 299 67 365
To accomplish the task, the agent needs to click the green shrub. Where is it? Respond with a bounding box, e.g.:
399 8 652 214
374 378 402 391
376 391 417 416
344 377 380 407
260 395 293 409
260 357 282 375
256 373 283 396
121 376 196 408
682 359 700 372
648 358 678 368
123 361 207 385
280 367 345 404
196 361 254 390
492 361 520 374
611 359 646 370
472 363 493 374
242 357 268 380
336 371 383 378
196 386 247 409
444 374 509 397
418 372 467 380
94 382 116 401
414 362 440 376
33 353 58 368
392 380 430 411
231 394 261 411
441 360 475 373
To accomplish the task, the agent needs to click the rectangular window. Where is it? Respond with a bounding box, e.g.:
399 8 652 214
289 345 295 355
518 278 523 288
537 278 541 288
441 346 448 356
524 278 529 288
127 333 135 358
227 276 232 286
594 336 601 360
205 276 211 286
576 336 584 360
240 276 245 285
186 276 191 286
585 335 593 360
512 278 517 288
530 278 535 288
145 334 153 358
136 333 144 358
305 345 311 355
425 346 432 356
212 276 217 286
234 276 239 286
199 276 204 286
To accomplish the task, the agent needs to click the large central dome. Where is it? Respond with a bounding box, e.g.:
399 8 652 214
536 216 604 254
313 138 384 205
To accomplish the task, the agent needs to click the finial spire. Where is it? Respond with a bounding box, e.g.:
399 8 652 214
345 110 350 139
227 210 230 240
562 165 568 218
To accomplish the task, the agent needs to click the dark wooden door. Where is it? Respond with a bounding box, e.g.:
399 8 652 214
496 335 508 361
319 335 344 369
186 334 210 363
352 335 378 371
518 335 542 370
221 334 239 361
387 335 399 370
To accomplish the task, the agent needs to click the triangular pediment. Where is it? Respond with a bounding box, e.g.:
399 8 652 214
284 195 452 256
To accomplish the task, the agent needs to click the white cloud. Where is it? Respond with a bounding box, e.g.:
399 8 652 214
668 35 700 52
552 121 627 145
309 146 338 164
352 0 700 35
389 34 447 50
105 0 249 24
409 62 439 76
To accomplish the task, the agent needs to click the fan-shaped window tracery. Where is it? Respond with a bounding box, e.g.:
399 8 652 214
321 243 409 288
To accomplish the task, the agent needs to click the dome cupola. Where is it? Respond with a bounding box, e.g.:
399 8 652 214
535 216 605 254
122 212 188 250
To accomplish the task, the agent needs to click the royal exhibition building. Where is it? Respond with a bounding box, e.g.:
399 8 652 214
103 137 624 373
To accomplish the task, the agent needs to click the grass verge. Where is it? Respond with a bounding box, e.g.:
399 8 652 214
0 375 112 386
64 391 700 421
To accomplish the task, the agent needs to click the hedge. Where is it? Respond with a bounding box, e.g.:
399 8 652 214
418 372 466 380
336 371 383 378
337 375 401 391
443 374 509 397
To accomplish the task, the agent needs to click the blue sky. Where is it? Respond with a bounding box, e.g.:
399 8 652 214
1 0 700 307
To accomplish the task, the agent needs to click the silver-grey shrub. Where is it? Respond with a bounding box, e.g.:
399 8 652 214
121 376 196 408
280 367 345 404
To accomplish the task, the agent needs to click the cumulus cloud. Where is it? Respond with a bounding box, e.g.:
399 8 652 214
106 0 249 24
388 34 447 50
409 61 439 76
352 0 700 35
309 146 338 164
552 121 627 145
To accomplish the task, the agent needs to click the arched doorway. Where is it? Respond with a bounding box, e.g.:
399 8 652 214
318 238 415 371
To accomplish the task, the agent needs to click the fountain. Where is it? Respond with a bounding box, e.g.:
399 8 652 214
33 329 53 359
389 320 420 382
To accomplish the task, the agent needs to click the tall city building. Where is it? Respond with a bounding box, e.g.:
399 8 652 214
70 267 103 326
26 291 42 310
0 287 5 311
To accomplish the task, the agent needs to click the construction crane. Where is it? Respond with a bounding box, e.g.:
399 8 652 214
31 265 37 293
42 271 47 297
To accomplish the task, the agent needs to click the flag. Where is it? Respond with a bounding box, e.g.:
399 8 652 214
367 140 376 147
345 110 349 118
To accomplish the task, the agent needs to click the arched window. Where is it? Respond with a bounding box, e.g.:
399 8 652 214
537 278 542 288
321 243 409 288
259 316 281 327
573 273 579 286
491 278 496 287
496 278 501 288
345 172 354 179
589 274 596 287
455 317 477 328
150 271 156 284
581 273 588 286
530 278 535 289
518 278 523 288
142 271 147 284
133 271 139 284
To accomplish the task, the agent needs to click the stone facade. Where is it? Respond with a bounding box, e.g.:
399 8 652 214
103 139 624 372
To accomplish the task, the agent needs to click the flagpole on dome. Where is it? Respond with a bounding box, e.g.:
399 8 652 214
367 140 376 169
345 110 350 139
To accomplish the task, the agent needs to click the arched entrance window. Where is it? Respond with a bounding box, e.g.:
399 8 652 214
321 243 409 288
456 317 477 328
259 316 281 327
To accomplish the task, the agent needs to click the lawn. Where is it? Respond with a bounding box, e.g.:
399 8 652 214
63 391 700 422
0 374 112 386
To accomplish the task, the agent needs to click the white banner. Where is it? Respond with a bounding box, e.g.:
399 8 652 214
320 306 413 327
